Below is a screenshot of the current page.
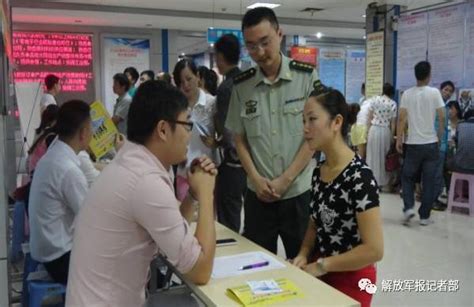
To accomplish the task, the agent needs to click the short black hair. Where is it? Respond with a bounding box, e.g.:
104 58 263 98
309 89 350 137
44 74 59 91
383 83 395 98
113 73 131 92
197 66 218 96
241 7 279 32
440 80 455 91
414 61 431 81
173 59 198 88
56 100 91 139
447 101 462 120
157 72 172 85
214 34 241 65
348 103 361 126
124 67 139 84
140 70 155 80
127 81 189 145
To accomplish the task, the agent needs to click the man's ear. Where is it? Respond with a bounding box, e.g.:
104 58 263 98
155 120 169 142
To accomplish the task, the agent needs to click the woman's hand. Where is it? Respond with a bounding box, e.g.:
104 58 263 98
303 262 326 277
289 254 308 269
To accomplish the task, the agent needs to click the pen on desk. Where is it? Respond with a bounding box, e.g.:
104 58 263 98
239 261 269 270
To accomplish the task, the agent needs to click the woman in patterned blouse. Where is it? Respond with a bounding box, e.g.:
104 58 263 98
292 89 384 307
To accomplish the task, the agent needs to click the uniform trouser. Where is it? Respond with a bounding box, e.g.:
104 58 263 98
215 163 247 233
243 190 310 259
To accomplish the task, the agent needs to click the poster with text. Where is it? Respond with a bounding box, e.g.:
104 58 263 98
290 46 318 66
428 5 465 88
366 32 384 99
12 32 94 104
103 37 150 114
345 50 366 104
319 48 345 94
397 13 428 90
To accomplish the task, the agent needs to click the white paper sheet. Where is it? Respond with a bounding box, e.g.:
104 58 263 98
211 251 286 279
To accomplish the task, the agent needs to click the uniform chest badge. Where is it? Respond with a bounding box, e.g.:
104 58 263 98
245 100 258 115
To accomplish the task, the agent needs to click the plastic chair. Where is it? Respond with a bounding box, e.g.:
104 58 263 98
447 172 474 217
22 248 66 307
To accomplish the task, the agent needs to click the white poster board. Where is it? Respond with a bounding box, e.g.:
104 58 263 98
345 50 366 104
397 13 428 90
15 82 42 150
366 32 384 99
428 5 465 88
102 37 150 114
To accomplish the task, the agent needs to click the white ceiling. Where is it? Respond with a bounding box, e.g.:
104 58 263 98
11 0 464 54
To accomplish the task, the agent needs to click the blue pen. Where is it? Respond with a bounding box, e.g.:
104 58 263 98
239 261 269 270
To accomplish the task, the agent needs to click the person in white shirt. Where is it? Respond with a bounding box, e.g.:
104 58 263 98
359 82 366 105
40 74 61 114
396 61 445 226
28 100 93 284
173 59 217 201
351 97 371 159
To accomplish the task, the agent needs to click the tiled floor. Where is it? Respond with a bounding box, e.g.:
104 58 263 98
275 192 474 307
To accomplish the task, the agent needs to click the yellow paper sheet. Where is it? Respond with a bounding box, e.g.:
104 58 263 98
227 278 303 306
89 101 117 160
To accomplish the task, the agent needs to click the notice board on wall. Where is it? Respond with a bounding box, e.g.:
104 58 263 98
12 31 95 104
397 2 474 91
365 31 384 99
319 48 345 94
396 13 428 91
345 49 366 104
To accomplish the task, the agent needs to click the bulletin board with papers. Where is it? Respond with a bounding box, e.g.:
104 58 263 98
397 3 474 90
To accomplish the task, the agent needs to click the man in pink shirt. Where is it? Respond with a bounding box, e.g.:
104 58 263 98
66 81 217 306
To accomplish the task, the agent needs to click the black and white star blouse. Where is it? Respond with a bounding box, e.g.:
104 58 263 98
310 155 379 258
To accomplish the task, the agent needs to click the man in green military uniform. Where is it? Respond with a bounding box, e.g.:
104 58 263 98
226 7 321 259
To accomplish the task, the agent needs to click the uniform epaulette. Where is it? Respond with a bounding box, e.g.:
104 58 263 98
233 67 256 84
289 60 314 73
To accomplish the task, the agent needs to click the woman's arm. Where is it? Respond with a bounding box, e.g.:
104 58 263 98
321 207 383 272
292 218 317 268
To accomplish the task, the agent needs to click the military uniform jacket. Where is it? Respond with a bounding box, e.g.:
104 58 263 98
225 54 319 199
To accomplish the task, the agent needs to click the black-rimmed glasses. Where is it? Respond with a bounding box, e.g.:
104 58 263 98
170 120 194 132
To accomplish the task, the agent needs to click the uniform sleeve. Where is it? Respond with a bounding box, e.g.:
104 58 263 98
215 84 232 137
225 87 244 135
61 166 88 215
131 173 201 274
349 166 380 213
